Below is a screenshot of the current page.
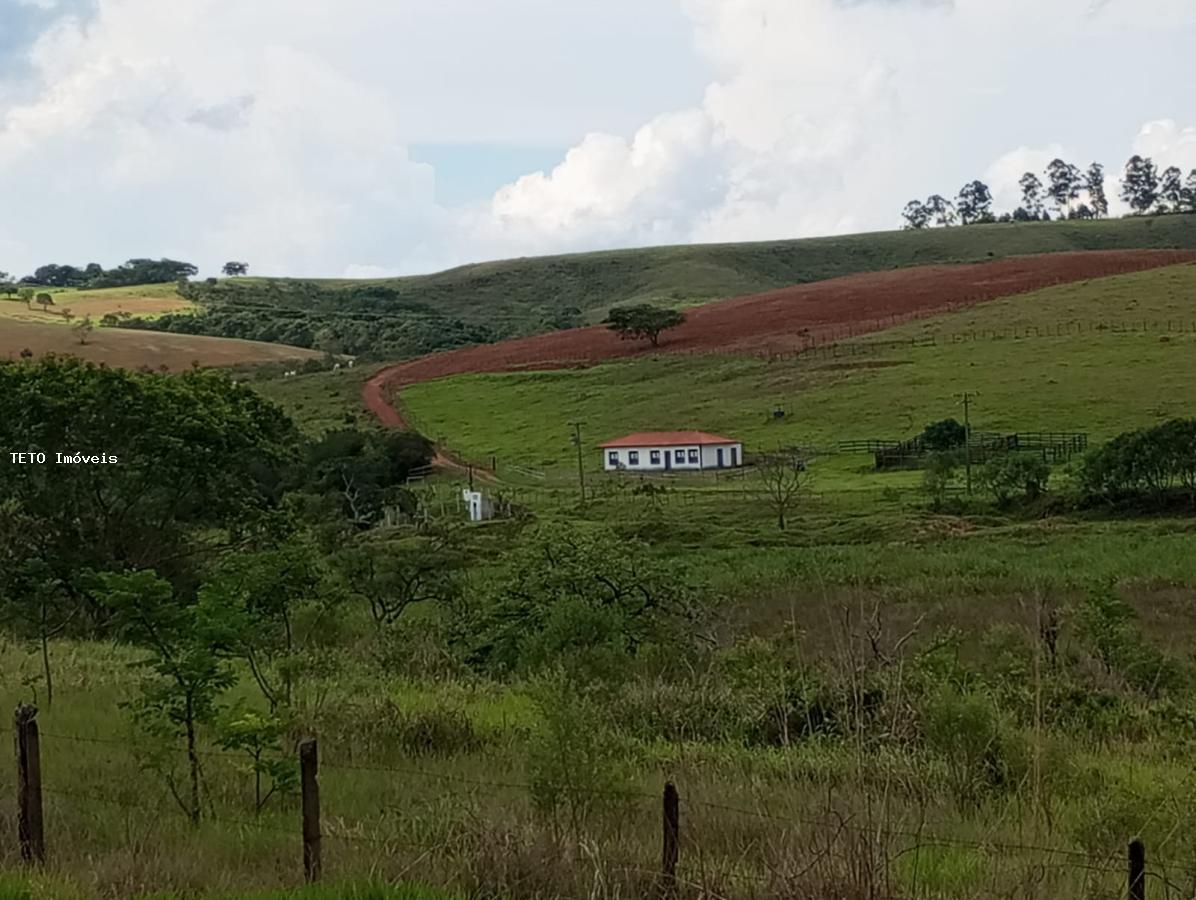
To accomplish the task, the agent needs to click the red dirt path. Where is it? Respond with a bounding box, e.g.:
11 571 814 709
364 250 1196 429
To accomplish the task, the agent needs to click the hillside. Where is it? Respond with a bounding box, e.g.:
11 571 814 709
279 215 1196 326
398 261 1196 471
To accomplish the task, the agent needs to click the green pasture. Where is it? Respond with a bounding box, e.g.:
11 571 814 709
400 263 1196 474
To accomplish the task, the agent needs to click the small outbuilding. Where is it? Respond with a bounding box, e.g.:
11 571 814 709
600 431 744 472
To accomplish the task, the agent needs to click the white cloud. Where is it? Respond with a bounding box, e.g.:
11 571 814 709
1 0 1195 279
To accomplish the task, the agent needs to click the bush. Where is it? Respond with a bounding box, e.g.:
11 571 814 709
1074 586 1185 697
978 453 1050 506
921 418 967 451
1081 419 1196 504
922 451 960 509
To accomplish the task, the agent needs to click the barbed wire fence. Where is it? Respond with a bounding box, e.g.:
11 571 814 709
6 709 1191 898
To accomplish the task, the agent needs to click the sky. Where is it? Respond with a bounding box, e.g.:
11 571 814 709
1 0 1194 279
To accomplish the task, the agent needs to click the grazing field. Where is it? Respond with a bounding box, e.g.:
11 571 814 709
0 282 193 323
365 250 1195 431
0 319 322 371
263 214 1196 326
398 262 1196 472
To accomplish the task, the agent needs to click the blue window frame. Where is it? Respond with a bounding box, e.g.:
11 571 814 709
688 448 699 463
650 450 661 465
608 451 619 466
628 451 639 465
675 449 685 463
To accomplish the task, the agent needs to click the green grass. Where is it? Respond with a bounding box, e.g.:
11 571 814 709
243 215 1196 326
250 366 377 437
401 263 1196 473
0 876 457 900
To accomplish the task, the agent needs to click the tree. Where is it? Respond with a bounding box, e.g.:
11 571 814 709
18 287 34 309
0 272 14 297
196 542 336 711
0 358 299 626
72 315 93 345
922 451 960 510
977 453 1050 506
902 199 930 229
222 261 249 277
461 526 700 682
756 451 809 530
1018 172 1045 219
924 194 957 227
1159 166 1184 212
29 264 86 288
1121 155 1159 214
34 292 54 313
604 305 686 348
337 532 463 629
0 559 81 707
956 180 994 225
1183 170 1196 213
921 418 967 451
214 707 297 814
96 570 236 824
1045 158 1082 216
305 428 434 526
1086 163 1109 218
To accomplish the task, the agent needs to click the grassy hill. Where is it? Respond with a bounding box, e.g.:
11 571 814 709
268 215 1196 327
399 262 1196 472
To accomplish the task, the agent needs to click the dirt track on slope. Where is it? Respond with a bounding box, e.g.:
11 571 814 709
364 249 1196 430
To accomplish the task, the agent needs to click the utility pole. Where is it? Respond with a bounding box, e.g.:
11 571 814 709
569 421 587 506
958 391 977 495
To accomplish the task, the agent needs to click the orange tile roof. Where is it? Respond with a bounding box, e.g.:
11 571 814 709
599 431 740 448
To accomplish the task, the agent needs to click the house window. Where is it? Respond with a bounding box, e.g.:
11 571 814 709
628 451 639 465
608 451 619 467
675 449 685 463
688 449 699 464
650 450 661 465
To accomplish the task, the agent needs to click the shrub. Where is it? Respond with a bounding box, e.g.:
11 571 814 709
1074 586 1185 697
1081 419 1196 504
922 451 960 509
978 453 1050 506
921 418 967 451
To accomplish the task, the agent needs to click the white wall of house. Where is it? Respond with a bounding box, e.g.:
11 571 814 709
603 443 743 472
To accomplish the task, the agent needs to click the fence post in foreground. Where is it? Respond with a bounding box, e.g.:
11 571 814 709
300 738 322 883
661 782 679 896
1128 837 1145 900
14 703 45 864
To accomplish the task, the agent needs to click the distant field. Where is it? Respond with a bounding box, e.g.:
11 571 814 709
0 282 193 324
248 215 1196 326
0 319 322 371
401 263 1196 471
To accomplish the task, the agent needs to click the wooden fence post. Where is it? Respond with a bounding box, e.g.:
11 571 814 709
661 782 679 896
300 738 322 883
14 703 45 864
1128 837 1145 900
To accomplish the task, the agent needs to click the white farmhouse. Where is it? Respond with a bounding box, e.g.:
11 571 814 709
600 431 744 472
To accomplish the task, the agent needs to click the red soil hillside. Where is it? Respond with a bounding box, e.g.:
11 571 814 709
364 249 1196 428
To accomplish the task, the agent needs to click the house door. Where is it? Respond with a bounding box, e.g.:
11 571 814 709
730 447 738 467
716 448 725 468
665 452 672 471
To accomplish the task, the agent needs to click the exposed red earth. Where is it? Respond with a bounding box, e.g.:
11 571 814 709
364 250 1196 431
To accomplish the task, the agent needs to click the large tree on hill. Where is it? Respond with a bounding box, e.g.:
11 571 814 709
1086 163 1109 218
1121 155 1160 214
902 199 930 229
1045 158 1083 216
1018 172 1045 219
956 180 994 225
222 261 250 277
1159 166 1184 212
924 194 957 227
604 304 685 347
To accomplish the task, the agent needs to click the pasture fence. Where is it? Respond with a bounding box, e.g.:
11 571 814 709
4 709 1184 898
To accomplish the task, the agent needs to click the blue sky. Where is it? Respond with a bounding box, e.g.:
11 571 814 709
1 0 1194 278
